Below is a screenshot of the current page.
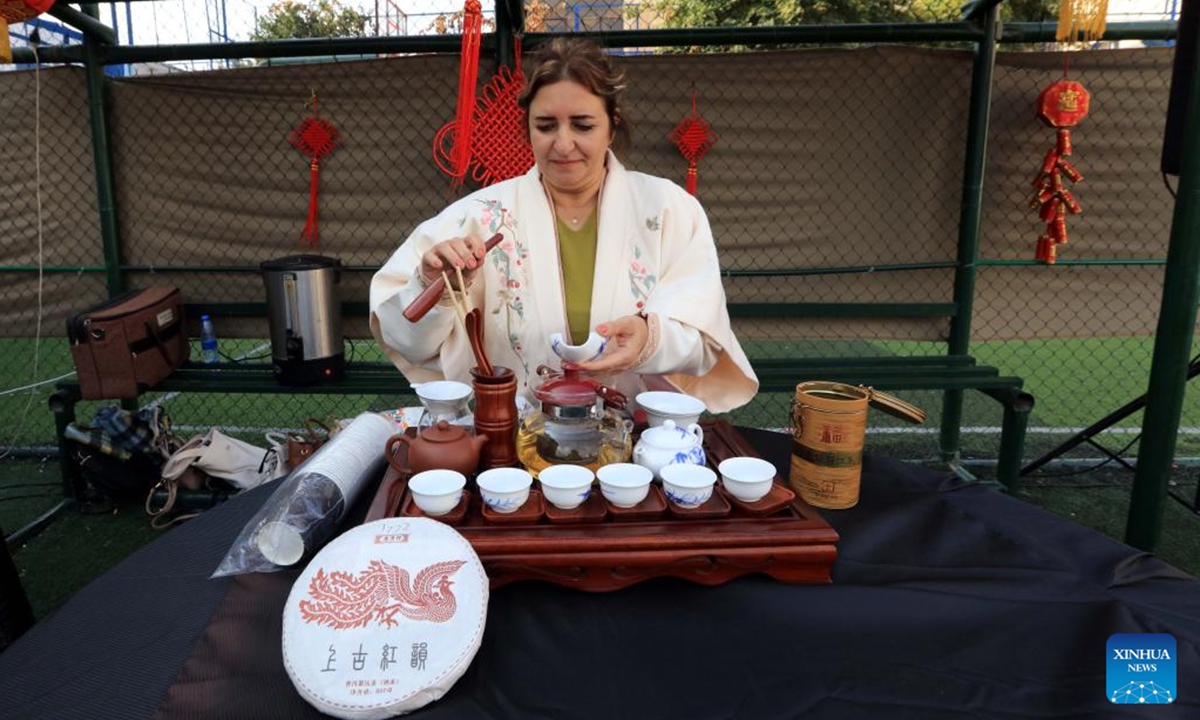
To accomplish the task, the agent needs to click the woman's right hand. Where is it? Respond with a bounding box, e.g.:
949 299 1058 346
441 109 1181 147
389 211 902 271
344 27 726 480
419 235 489 289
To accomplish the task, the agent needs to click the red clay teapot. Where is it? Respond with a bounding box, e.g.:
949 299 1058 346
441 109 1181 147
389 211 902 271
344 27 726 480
387 420 488 476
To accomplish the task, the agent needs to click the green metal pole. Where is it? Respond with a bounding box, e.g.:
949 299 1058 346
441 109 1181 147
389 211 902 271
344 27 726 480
941 6 998 465
493 0 519 69
47 3 116 43
1125 36 1200 550
80 4 123 297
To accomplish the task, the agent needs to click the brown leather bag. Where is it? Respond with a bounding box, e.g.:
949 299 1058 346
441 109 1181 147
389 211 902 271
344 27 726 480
286 418 331 469
68 287 189 400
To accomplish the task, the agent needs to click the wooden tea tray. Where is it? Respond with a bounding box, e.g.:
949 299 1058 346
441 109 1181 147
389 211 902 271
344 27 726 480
363 421 838 591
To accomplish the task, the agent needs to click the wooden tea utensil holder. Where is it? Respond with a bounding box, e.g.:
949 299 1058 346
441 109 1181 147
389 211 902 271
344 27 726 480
473 366 518 469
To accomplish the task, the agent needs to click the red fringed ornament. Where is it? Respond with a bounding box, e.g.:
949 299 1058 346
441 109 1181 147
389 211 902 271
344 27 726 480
1031 77 1090 264
434 37 534 187
440 0 484 191
669 92 717 196
288 92 341 250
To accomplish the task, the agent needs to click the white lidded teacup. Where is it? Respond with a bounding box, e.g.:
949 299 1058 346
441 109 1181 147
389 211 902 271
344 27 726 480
538 464 595 510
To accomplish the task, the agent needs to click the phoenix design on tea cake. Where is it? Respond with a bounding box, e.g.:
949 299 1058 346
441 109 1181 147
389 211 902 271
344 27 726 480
299 559 467 629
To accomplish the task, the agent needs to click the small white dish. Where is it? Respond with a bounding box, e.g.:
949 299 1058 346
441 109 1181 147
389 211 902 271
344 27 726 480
717 457 776 503
408 469 467 516
660 464 717 509
549 331 608 363
537 464 595 510
636 391 707 427
596 463 653 508
476 467 533 514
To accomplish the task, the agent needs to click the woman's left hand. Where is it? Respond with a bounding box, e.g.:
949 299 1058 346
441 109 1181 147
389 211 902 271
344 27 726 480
575 314 649 373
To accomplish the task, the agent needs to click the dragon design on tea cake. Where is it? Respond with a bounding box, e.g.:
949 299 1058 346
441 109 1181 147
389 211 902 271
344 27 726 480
299 559 467 629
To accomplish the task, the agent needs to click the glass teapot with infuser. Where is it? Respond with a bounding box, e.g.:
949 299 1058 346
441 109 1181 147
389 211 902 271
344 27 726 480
515 363 634 477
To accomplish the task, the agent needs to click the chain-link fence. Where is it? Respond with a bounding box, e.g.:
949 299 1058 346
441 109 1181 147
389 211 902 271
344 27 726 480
0 8 1193 481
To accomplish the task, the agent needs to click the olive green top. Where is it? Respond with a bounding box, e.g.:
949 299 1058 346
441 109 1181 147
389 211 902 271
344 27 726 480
556 211 599 345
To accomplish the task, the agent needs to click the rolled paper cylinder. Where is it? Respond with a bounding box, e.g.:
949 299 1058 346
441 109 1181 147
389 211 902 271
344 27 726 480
1039 197 1061 222
1057 128 1073 156
1061 190 1082 214
1040 149 1058 174
1058 158 1083 182
402 232 504 323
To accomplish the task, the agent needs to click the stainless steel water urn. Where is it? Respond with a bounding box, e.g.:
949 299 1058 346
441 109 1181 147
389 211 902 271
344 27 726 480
261 255 344 385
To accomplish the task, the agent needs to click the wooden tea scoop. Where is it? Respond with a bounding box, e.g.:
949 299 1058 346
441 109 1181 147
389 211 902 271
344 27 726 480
465 308 493 376
403 232 504 323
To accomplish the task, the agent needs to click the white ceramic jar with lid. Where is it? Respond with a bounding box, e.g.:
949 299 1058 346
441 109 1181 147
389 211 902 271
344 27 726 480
632 420 706 480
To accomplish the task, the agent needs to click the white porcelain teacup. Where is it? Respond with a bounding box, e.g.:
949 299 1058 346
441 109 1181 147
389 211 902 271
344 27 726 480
596 463 653 508
538 464 595 510
635 391 706 428
408 469 467 516
548 331 608 363
717 457 776 503
476 467 533 514
660 464 717 509
414 380 473 423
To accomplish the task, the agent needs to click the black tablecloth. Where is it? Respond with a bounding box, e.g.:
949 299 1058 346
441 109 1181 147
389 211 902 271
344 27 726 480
1 428 1197 719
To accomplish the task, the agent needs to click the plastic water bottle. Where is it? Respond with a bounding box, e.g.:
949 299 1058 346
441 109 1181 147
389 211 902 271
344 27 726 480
200 314 219 364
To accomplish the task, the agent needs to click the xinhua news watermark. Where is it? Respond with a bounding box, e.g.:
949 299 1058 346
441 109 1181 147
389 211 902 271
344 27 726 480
1107 634 1176 704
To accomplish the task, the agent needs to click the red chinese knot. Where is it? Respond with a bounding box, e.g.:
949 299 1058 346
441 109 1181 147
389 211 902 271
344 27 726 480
288 94 341 250
1031 79 1090 264
433 53 534 188
670 93 718 196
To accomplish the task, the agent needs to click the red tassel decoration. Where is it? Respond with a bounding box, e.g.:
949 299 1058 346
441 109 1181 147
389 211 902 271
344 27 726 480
670 92 717 196
289 92 341 250
446 0 483 190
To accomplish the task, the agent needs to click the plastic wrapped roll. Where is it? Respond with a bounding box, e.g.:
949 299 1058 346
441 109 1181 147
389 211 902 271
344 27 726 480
212 412 394 577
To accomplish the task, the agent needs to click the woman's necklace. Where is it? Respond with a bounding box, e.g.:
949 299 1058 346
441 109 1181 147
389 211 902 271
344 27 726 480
551 193 596 229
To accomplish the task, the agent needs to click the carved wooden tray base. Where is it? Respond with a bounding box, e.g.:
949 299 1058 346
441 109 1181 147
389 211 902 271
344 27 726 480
364 421 838 592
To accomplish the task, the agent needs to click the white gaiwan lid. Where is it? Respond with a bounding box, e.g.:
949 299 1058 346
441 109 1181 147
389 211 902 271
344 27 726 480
282 518 489 719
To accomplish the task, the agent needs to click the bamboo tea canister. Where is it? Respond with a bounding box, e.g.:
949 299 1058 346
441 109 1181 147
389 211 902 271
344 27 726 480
789 382 870 509
789 381 925 509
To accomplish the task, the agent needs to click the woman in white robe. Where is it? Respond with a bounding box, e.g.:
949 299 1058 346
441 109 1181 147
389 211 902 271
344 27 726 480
370 39 756 414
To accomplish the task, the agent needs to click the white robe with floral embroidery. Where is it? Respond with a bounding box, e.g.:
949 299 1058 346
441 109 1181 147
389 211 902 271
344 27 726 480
369 154 757 414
